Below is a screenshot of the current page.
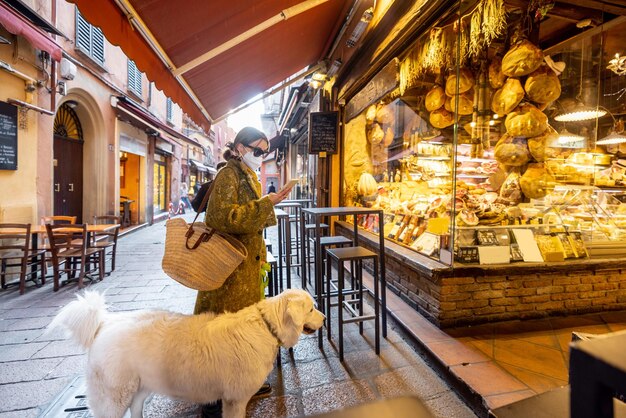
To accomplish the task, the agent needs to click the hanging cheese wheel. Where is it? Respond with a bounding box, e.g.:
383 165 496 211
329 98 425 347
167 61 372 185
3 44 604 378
425 85 446 112
502 40 543 77
429 108 455 129
520 163 554 199
505 103 548 138
445 68 474 96
525 65 562 104
499 170 523 205
450 92 474 115
527 125 559 162
491 78 524 116
489 56 506 89
494 133 531 167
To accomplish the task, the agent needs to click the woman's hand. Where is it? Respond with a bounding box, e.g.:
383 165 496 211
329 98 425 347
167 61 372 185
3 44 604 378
267 184 294 205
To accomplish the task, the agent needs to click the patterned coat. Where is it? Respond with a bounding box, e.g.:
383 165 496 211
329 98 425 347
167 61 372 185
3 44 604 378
193 159 276 314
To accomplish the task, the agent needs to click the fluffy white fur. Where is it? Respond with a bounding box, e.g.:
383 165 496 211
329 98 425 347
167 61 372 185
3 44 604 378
48 289 325 418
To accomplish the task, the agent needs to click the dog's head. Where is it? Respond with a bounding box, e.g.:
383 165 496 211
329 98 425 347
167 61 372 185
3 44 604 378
264 289 325 348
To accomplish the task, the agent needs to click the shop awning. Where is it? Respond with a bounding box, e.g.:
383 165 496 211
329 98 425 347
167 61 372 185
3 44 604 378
190 159 217 174
66 0 351 130
0 2 63 61
112 96 202 148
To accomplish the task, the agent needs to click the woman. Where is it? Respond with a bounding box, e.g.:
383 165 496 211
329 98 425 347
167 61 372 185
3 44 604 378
196 127 292 418
180 182 192 211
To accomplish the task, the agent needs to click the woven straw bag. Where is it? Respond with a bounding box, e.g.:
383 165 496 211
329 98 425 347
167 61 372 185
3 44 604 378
162 181 247 291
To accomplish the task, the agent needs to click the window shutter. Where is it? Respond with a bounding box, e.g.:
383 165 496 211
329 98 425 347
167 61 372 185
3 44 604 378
166 98 173 122
75 11 91 53
128 60 142 96
91 27 105 65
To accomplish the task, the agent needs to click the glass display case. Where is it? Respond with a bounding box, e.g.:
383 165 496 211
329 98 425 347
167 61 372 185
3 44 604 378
341 0 626 266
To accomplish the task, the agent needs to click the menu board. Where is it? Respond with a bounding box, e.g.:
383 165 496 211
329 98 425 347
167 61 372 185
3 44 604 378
0 101 18 170
309 111 338 154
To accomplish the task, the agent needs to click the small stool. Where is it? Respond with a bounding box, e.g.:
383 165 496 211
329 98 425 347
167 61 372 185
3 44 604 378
317 236 353 298
325 246 380 362
266 252 279 296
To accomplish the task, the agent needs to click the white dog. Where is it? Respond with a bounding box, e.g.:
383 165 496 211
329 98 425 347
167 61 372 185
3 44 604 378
48 289 325 418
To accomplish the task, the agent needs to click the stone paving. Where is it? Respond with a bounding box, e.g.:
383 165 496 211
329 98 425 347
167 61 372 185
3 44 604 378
0 213 477 418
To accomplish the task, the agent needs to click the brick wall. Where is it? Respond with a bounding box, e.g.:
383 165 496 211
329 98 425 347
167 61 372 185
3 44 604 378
336 223 626 328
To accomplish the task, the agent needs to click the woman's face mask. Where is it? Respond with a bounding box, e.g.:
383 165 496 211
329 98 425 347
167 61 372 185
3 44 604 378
242 152 262 171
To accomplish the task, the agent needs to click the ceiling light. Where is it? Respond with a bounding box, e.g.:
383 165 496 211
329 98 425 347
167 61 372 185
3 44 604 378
558 128 585 144
346 7 373 48
554 102 607 122
608 53 626 76
596 132 626 145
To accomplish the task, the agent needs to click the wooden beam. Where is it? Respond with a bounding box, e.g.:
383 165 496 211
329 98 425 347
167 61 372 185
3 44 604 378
506 0 603 23
561 0 626 16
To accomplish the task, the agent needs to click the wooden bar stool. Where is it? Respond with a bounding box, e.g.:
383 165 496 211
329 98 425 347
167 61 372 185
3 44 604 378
325 246 380 362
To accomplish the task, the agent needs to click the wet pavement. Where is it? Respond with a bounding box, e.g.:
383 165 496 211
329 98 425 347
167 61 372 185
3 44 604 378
0 212 476 418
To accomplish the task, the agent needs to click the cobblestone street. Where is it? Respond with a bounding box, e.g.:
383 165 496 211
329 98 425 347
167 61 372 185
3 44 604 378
0 213 476 418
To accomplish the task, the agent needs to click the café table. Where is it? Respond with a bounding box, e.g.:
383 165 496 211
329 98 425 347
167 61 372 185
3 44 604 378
0 223 119 282
300 206 386 348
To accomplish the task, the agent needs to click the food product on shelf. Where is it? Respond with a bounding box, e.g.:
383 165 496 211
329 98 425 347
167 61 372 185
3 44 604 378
501 39 544 77
505 103 548 138
498 169 523 205
445 68 474 96
425 85 446 111
520 163 555 199
429 108 455 129
366 105 377 123
375 105 395 125
527 125 559 162
449 92 474 115
357 172 378 197
524 65 561 104
489 55 506 89
491 77 525 116
494 133 531 166
456 209 479 226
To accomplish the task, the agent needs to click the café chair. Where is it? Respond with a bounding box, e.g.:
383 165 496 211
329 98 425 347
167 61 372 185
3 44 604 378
91 215 121 275
45 223 105 291
41 216 77 225
0 223 47 295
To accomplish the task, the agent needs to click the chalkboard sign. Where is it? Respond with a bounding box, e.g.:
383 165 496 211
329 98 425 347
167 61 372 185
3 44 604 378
0 101 18 170
309 111 338 154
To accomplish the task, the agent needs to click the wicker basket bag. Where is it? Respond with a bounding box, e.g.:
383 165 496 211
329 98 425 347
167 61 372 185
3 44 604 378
162 180 247 291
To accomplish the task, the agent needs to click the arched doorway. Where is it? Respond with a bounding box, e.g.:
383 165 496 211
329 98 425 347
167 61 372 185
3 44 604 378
53 103 84 222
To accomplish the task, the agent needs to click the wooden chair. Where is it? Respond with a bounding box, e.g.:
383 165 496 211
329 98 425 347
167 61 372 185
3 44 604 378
45 223 105 291
41 216 77 225
91 215 121 275
0 223 47 295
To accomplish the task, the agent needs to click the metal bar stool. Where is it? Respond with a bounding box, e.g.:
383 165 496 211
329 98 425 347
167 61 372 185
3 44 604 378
325 246 380 362
303 222 329 287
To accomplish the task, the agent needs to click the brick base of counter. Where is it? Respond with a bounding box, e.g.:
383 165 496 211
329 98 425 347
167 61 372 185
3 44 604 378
336 222 626 328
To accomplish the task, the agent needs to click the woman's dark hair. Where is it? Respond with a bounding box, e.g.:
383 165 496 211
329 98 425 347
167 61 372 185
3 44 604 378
223 127 268 161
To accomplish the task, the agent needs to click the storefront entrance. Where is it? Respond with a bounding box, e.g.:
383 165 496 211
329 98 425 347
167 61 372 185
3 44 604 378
153 154 168 214
53 104 84 222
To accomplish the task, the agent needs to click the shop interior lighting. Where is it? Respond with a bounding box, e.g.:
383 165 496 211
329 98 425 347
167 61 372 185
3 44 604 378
558 128 586 144
607 53 626 76
555 43 607 122
309 79 322 89
346 7 373 48
597 116 626 145
312 72 326 81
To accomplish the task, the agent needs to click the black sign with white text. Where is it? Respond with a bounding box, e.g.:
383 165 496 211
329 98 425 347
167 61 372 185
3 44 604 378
0 101 18 170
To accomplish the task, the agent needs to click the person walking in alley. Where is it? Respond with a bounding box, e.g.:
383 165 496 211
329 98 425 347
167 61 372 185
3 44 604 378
180 182 192 211
267 181 276 193
195 126 294 418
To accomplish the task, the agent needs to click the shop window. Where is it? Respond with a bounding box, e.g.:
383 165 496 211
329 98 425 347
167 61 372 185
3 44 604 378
166 98 173 124
153 153 168 214
341 1 626 266
127 60 142 97
75 9 105 66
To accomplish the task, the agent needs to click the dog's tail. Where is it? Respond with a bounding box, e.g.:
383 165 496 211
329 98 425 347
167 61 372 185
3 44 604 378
47 291 108 349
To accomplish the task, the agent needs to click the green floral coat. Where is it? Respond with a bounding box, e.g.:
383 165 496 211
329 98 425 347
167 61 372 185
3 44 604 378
193 159 276 314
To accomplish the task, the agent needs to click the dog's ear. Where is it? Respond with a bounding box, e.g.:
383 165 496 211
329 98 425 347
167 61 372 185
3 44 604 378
285 299 306 329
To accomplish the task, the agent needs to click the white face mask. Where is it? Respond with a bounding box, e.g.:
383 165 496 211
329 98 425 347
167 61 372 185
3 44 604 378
242 152 262 171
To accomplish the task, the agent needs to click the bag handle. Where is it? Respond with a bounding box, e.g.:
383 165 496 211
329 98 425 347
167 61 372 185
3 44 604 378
185 180 217 250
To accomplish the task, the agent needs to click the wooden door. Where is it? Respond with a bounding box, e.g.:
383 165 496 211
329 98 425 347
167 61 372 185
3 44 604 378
53 135 83 222
53 103 84 222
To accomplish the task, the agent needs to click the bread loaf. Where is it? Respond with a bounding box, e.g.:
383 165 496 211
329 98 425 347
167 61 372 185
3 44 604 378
445 68 474 96
520 163 554 199
425 85 446 111
502 40 543 77
491 78 525 116
505 103 548 138
495 133 531 167
525 65 561 104
429 108 455 129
